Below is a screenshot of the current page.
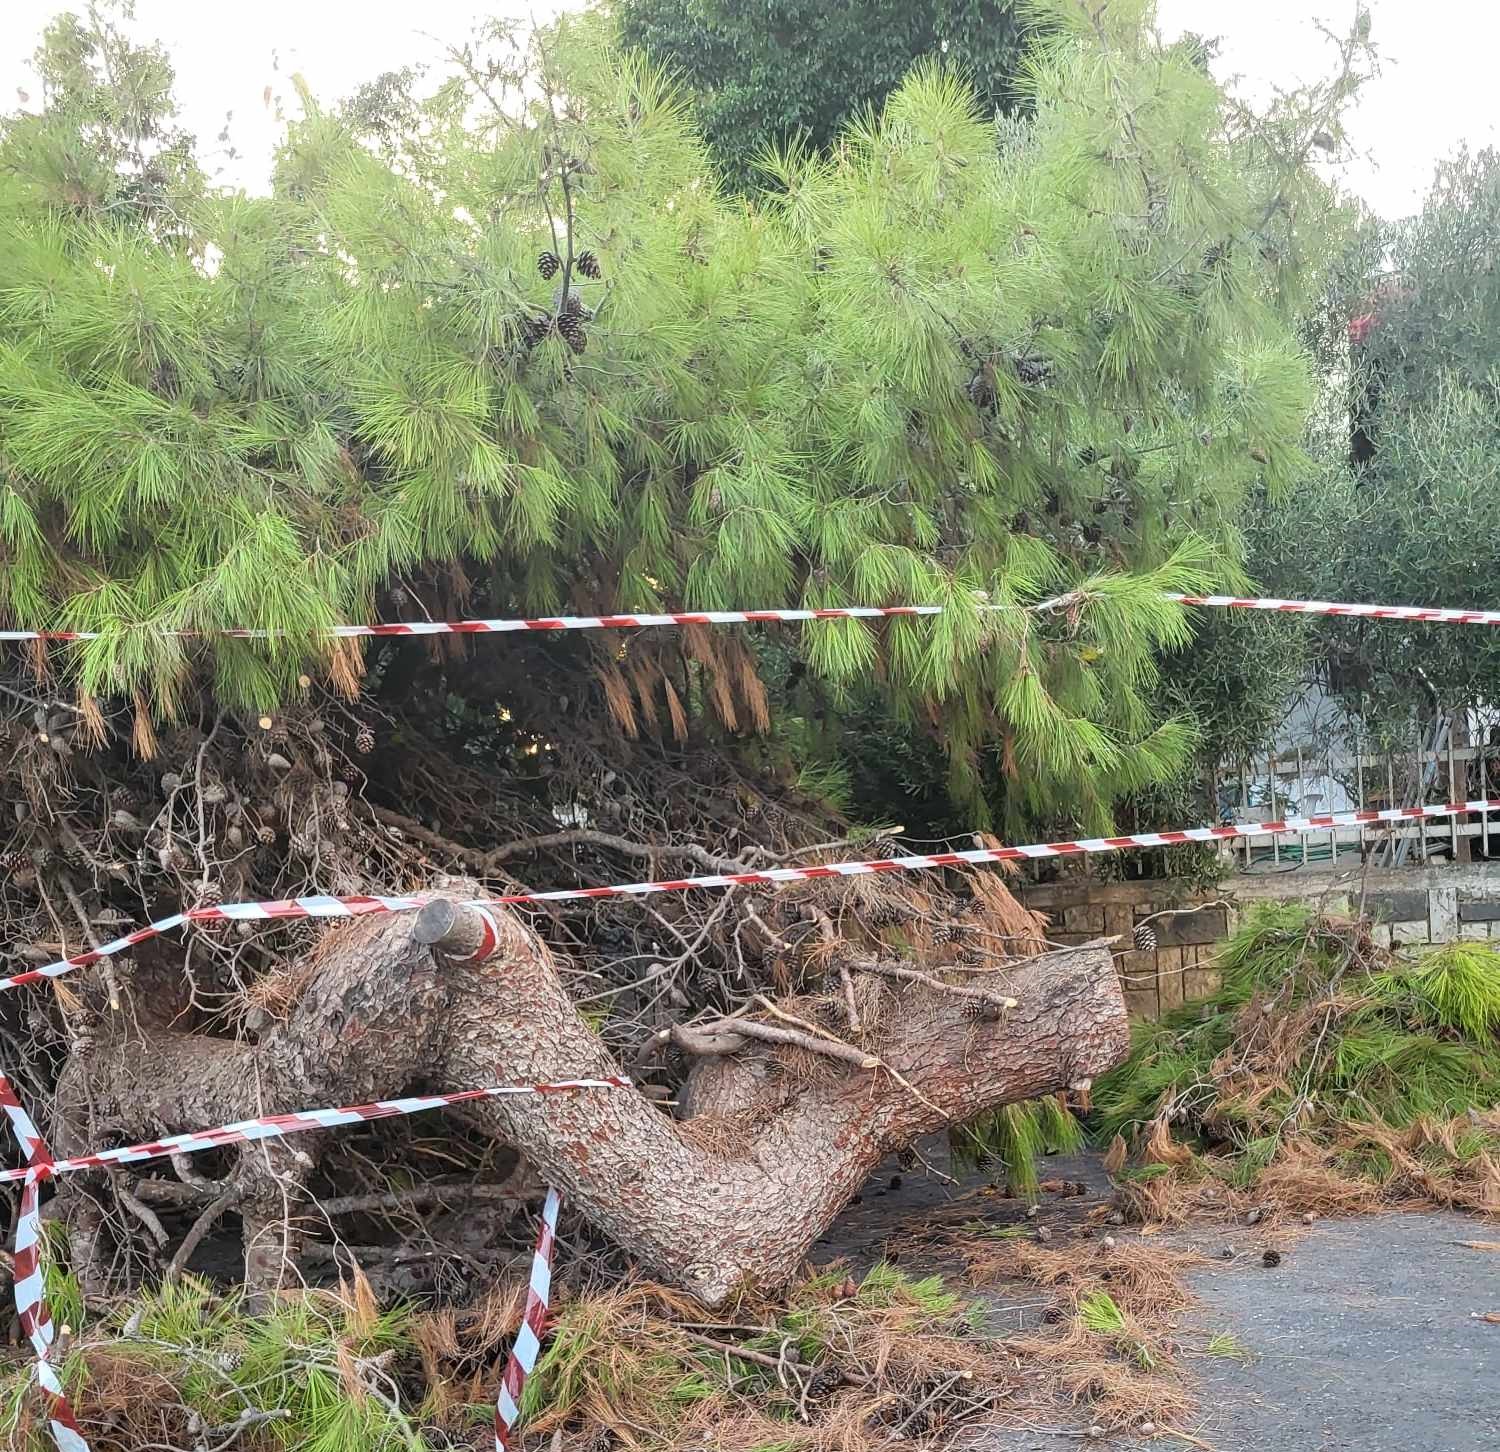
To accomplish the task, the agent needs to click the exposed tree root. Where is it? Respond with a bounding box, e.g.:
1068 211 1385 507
45 888 1127 1306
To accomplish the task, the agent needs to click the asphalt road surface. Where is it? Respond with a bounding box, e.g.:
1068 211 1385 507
817 1153 1500 1452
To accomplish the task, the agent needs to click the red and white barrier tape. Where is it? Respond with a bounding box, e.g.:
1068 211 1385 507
0 1077 623 1185
4 798 1499 995
1 1074 91 1452
0 606 942 643
1162 593 1500 626
6 591 1500 644
494 1185 560 1452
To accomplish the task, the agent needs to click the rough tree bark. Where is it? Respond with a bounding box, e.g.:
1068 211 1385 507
53 888 1129 1305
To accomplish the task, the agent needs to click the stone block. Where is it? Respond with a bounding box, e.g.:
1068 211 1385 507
1062 904 1107 934
1183 966 1223 1001
1458 900 1500 923
1115 949 1156 991
1392 918 1430 946
1157 947 1187 1013
1365 889 1429 925
1370 923 1393 948
1459 922 1493 941
1103 903 1134 945
1122 985 1159 1021
1150 907 1229 947
1430 887 1458 942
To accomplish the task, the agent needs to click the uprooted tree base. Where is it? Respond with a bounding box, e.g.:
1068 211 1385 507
2 636 1129 1310
51 893 1125 1304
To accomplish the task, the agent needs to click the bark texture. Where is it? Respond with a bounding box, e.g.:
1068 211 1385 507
55 889 1128 1305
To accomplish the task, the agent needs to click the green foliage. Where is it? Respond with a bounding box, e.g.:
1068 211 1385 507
1204 1331 1252 1362
1094 904 1500 1175
1391 941 1500 1042
1255 146 1500 718
2 1275 442 1452
1077 1288 1155 1367
0 2 1363 832
950 1093 1083 1194
1078 1288 1127 1334
618 0 1037 192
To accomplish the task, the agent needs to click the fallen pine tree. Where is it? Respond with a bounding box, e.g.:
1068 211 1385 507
48 884 1126 1304
0 3 1380 1445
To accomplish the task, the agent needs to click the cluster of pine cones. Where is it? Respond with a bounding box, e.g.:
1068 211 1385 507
525 249 602 355
537 249 601 281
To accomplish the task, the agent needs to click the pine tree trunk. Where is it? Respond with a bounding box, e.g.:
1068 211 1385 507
53 891 1127 1305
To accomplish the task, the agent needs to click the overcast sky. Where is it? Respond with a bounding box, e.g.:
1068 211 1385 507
2 0 1495 219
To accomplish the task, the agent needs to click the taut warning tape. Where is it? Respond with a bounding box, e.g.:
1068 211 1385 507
4 798 1497 995
0 1077 625 1184
5 590 1500 644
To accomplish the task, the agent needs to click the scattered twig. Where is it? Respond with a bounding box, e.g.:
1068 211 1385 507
682 1331 871 1388
698 1014 877 1070
314 1182 522 1217
837 963 862 1033
848 954 1018 1011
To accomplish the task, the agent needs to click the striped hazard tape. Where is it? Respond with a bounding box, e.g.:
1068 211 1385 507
0 1074 90 1452
1163 593 1500 626
4 590 1500 644
4 798 1499 995
0 1076 624 1184
0 605 942 642
495 1186 560 1452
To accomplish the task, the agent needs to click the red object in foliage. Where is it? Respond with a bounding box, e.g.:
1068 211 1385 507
1348 312 1377 345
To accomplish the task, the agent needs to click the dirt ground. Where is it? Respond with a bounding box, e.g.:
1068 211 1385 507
814 1149 1500 1452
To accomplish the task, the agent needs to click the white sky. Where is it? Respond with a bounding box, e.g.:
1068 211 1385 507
1 0 1496 219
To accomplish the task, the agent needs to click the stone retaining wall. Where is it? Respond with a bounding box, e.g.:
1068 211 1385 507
1019 861 1500 1021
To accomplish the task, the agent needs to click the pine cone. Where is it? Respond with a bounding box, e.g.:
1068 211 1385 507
355 724 375 755
1133 922 1158 952
556 314 587 355
1014 354 1052 386
520 314 550 347
560 290 585 318
576 249 602 279
807 1366 842 1398
959 997 991 1024
255 824 276 847
0 849 28 872
194 880 223 908
931 922 959 944
537 250 561 280
957 945 985 965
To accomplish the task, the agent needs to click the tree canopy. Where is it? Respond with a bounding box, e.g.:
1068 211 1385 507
0 0 1365 832
1253 146 1500 722
617 0 1037 190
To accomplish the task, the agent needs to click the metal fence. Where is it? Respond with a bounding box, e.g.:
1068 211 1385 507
1211 708 1500 873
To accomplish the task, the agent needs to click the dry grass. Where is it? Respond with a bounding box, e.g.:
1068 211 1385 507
1097 907 1500 1229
